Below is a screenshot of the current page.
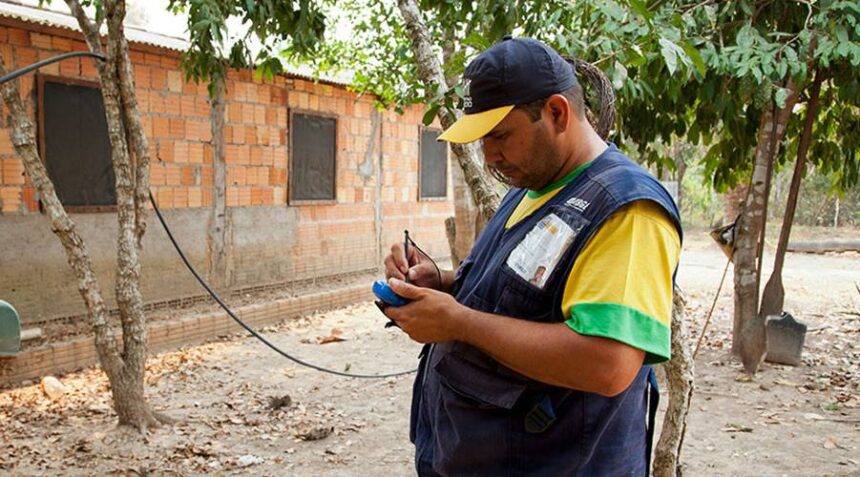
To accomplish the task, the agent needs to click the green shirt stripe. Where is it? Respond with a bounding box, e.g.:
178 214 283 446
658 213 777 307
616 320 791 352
526 160 594 198
565 302 671 364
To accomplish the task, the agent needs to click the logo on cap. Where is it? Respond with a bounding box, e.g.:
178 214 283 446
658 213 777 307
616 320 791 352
462 79 472 109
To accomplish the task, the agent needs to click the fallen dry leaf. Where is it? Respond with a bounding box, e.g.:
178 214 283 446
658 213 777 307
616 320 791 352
317 328 346 344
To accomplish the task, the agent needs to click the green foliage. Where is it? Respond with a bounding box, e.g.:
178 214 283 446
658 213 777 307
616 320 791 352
300 0 425 113
165 0 860 198
304 1 592 114
608 0 860 195
167 0 326 95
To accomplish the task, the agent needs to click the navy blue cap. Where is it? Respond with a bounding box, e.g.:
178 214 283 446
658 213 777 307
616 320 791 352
438 37 577 143
463 36 577 114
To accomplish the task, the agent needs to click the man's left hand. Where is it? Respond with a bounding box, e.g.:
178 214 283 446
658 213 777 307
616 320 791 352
384 278 467 344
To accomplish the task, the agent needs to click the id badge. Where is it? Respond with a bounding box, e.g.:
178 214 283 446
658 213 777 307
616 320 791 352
506 213 577 289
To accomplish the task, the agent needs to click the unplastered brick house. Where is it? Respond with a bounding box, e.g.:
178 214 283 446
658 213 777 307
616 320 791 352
0 2 457 383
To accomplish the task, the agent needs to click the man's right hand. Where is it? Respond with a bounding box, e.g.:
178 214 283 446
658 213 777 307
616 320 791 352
384 242 447 291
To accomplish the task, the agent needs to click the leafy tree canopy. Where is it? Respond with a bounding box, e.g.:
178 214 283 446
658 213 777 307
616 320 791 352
166 0 327 94
164 0 859 193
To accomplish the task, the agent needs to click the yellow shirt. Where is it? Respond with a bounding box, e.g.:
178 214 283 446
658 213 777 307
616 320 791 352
506 172 680 363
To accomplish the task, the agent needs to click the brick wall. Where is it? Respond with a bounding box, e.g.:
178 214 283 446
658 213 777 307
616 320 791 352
0 18 455 325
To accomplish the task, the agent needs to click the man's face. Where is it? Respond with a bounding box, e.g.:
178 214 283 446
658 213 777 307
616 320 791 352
480 108 561 190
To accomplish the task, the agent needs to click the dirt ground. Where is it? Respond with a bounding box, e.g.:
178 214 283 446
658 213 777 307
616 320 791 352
1 231 859 476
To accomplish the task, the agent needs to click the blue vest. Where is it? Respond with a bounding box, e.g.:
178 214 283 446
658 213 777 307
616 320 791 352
410 145 682 476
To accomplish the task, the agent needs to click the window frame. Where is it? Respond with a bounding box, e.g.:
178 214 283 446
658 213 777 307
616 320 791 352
417 126 449 201
287 108 339 205
37 74 117 213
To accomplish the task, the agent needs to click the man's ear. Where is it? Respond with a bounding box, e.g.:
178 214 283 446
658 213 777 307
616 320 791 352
544 94 571 134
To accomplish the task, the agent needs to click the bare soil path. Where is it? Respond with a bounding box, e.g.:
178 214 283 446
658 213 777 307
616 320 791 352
2 234 858 476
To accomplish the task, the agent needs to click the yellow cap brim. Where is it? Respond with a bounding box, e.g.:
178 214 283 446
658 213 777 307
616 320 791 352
437 105 515 143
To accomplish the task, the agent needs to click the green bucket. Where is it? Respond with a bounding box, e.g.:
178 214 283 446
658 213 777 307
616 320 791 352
0 300 21 357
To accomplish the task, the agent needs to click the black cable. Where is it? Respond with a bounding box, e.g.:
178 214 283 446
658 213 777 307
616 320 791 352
405 234 443 290
381 231 444 328
2 53 417 379
0 52 105 84
149 192 416 379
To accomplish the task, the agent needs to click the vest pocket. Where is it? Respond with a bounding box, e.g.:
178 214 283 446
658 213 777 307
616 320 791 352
494 266 554 322
433 351 527 410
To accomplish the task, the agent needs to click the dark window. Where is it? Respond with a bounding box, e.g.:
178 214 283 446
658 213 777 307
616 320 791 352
420 129 448 199
290 112 336 202
39 77 116 208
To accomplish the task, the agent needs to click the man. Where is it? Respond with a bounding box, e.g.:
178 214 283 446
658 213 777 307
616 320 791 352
382 36 682 476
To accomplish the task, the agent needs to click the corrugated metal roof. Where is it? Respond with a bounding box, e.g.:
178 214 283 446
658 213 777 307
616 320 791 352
0 0 190 51
0 0 353 86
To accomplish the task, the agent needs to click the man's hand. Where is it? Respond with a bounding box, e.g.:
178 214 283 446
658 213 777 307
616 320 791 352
383 278 467 343
383 242 448 291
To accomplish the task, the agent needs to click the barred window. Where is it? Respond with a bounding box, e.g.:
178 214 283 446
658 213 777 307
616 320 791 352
290 112 336 202
419 128 448 199
39 76 115 210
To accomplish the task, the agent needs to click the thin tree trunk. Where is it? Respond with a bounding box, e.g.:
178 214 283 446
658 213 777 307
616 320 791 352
833 197 839 227
116 34 150 251
448 157 481 263
208 74 229 289
760 70 822 320
0 53 123 380
723 185 748 224
396 0 500 224
66 0 166 429
653 287 694 477
440 27 459 90
673 147 687 213
444 217 459 266
440 29 480 263
733 82 798 373
100 0 161 429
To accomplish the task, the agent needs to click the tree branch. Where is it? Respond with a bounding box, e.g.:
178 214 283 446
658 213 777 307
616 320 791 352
63 0 104 56
99 0 149 374
113 23 150 250
396 0 500 222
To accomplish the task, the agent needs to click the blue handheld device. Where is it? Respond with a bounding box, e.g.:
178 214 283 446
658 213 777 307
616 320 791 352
372 279 409 307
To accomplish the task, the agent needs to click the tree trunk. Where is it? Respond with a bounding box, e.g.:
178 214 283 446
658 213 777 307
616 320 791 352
207 74 229 289
673 146 687 213
723 184 748 224
57 0 166 429
93 1 158 429
448 159 482 264
732 83 798 373
653 287 694 477
760 70 822 320
0 53 123 381
396 0 500 224
444 217 460 266
833 197 839 227
439 30 481 264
